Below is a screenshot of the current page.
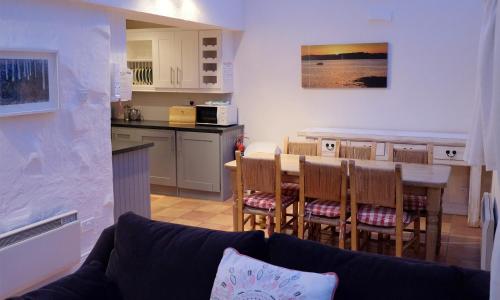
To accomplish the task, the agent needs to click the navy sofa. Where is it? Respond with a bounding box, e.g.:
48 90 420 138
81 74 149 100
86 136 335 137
14 212 490 300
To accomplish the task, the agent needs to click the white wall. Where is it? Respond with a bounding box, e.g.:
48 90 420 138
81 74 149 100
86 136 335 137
82 0 245 30
233 0 482 144
0 0 116 258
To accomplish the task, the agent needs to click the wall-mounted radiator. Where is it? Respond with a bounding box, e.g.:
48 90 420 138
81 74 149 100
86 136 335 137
481 193 497 271
0 210 80 298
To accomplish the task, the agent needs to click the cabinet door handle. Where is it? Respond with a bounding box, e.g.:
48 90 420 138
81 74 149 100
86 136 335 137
177 67 180 85
170 67 174 85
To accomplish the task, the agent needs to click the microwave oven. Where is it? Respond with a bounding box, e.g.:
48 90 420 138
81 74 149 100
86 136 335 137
196 105 238 126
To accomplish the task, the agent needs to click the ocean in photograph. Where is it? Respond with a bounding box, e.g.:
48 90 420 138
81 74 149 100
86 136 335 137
301 42 388 88
302 59 388 88
0 59 50 106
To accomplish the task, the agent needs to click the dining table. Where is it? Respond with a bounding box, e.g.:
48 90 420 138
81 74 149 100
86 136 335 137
224 152 452 261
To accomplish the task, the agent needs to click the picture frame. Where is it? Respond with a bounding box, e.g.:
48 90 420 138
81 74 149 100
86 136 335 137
0 49 59 117
301 42 388 88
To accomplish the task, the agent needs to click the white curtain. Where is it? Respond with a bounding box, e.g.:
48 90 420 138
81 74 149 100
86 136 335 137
465 0 500 169
465 0 500 298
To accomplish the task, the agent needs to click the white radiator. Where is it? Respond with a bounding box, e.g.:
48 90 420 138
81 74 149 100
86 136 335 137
0 210 81 298
481 193 497 271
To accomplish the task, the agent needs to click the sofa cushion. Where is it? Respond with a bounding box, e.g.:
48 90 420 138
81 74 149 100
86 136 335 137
106 213 267 300
12 261 121 300
266 233 473 300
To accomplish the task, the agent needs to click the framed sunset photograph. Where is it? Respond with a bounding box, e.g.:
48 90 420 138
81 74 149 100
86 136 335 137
301 42 388 88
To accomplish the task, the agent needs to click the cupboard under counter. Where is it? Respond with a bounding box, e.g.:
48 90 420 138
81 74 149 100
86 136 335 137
111 120 244 201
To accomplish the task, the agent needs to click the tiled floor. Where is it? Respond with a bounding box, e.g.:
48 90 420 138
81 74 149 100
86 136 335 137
151 194 482 270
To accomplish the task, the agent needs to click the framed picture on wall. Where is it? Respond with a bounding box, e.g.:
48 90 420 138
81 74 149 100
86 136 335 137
0 50 59 117
301 42 388 88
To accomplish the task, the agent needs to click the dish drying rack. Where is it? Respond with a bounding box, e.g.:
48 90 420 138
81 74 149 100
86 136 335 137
127 61 153 86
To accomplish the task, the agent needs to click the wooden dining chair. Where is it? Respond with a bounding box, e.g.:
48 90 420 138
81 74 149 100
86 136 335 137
235 151 299 235
349 160 420 257
339 141 377 160
281 136 321 227
387 143 435 251
283 136 321 156
387 143 433 212
298 156 348 248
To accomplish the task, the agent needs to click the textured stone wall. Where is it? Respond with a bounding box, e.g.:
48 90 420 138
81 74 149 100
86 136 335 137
0 0 115 257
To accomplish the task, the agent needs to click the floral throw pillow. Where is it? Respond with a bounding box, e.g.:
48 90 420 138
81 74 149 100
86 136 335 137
210 248 338 300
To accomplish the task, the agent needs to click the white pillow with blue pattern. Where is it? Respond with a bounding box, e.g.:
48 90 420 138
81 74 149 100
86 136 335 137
210 248 338 300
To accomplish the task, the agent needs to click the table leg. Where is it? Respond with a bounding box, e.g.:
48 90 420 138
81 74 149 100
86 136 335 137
426 187 442 261
229 169 238 232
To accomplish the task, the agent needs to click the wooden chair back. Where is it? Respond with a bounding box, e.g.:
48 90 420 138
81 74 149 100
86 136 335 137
236 151 280 194
387 143 433 165
301 158 346 201
339 141 377 160
349 160 402 209
284 136 320 156
298 156 348 246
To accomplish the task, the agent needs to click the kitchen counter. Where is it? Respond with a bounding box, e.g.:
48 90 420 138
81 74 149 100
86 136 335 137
111 119 244 134
112 140 154 155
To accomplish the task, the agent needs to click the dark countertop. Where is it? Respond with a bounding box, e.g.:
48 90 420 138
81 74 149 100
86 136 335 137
111 119 244 134
112 140 154 155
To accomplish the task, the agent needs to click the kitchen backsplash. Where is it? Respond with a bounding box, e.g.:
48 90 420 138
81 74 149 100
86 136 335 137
111 92 232 121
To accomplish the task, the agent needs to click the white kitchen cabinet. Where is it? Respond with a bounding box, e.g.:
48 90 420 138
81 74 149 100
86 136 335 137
199 30 234 92
156 30 199 89
126 29 232 93
177 31 199 88
126 31 155 91
156 32 177 88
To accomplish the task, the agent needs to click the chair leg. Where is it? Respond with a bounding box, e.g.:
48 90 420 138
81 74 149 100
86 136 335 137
352 229 359 251
330 226 336 246
377 233 384 254
338 224 345 249
259 216 266 229
250 215 256 230
396 231 403 258
361 231 369 251
267 217 275 236
308 223 316 240
413 217 421 256
298 215 305 239
436 210 442 255
238 211 244 232
293 202 298 235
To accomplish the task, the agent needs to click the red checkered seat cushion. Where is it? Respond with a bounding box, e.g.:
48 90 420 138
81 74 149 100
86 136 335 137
281 182 300 197
244 192 296 210
403 194 427 211
305 200 345 218
357 205 414 227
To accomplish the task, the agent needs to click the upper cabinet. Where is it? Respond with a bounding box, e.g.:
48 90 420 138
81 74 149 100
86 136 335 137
199 30 233 92
127 31 155 91
126 29 233 93
156 31 199 89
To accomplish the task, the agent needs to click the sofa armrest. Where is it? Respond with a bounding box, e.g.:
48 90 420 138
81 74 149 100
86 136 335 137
83 225 115 269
